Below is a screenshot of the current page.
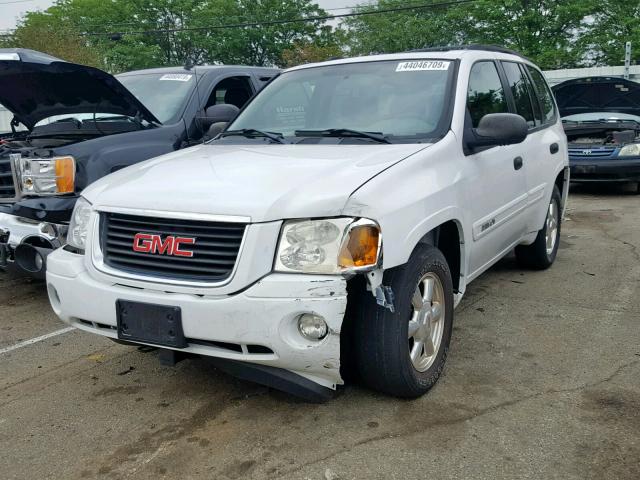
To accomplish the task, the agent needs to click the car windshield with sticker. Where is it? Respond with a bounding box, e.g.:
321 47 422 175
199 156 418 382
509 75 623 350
118 72 195 124
228 59 455 142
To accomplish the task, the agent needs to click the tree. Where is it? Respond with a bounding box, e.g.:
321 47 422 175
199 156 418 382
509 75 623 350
345 0 600 69
8 0 337 72
458 0 599 69
345 0 465 56
281 40 343 67
578 0 640 66
200 0 331 66
3 8 100 67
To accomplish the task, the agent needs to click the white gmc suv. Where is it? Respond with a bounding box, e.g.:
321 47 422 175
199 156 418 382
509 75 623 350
46 46 569 402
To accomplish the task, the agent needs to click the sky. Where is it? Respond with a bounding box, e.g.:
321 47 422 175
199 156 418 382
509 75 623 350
0 0 357 31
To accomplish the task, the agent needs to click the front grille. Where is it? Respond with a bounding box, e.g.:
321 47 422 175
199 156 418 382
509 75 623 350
568 147 616 158
101 212 247 283
0 156 17 199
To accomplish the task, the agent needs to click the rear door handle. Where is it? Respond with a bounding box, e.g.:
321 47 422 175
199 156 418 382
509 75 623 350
513 156 523 170
550 143 559 154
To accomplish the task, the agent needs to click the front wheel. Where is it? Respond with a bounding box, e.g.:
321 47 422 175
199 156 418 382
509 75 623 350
515 185 562 270
353 244 454 398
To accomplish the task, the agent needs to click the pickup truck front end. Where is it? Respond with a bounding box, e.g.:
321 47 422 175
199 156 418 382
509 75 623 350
0 152 76 276
0 48 278 278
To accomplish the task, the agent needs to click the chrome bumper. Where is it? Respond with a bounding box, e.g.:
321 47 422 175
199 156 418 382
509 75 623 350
0 212 66 273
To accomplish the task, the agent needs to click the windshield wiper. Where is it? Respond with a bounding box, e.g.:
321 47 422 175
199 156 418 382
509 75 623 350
219 129 286 144
295 128 391 144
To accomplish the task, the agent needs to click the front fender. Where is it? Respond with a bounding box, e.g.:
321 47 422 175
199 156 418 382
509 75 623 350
342 132 470 271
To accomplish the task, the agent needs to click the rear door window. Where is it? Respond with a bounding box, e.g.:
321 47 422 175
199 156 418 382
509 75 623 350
520 65 543 126
467 61 509 128
526 66 557 125
502 61 537 128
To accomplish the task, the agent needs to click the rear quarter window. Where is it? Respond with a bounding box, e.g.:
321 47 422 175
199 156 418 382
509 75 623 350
502 61 537 128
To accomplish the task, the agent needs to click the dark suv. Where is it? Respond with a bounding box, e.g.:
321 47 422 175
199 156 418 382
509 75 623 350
0 49 278 277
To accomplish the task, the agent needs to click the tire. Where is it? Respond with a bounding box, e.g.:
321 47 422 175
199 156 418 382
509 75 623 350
353 244 454 398
515 185 562 270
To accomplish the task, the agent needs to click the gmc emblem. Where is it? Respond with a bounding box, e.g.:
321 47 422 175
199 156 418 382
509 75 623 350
132 233 195 257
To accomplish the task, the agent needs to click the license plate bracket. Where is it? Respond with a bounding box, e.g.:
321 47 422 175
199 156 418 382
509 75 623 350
116 300 186 348
574 165 596 174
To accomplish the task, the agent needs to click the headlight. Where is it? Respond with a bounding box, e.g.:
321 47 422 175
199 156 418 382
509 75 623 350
275 218 381 274
18 156 75 195
619 144 640 156
67 197 92 251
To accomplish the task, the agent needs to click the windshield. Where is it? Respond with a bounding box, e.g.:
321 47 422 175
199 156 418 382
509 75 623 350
562 112 640 123
117 72 196 124
229 59 455 142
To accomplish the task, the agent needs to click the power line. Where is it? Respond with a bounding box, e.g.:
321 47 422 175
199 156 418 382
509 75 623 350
0 0 35 4
81 0 475 36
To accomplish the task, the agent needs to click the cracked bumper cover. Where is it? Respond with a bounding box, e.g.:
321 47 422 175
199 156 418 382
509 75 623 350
0 211 66 245
0 211 66 272
45 247 348 390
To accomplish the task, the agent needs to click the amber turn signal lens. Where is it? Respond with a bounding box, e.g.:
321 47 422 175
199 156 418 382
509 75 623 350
55 156 75 194
338 225 380 269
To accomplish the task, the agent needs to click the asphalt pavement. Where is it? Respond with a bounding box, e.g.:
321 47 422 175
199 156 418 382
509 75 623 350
1 185 639 480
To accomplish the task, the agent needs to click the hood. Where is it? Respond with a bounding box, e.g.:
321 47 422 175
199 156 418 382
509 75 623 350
0 48 159 129
552 76 640 119
84 143 429 222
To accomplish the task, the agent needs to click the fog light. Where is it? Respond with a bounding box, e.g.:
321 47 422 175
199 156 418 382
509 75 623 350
297 313 328 340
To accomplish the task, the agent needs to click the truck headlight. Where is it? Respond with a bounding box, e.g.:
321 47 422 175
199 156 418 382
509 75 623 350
619 144 640 156
67 197 92 251
275 218 381 274
18 156 75 195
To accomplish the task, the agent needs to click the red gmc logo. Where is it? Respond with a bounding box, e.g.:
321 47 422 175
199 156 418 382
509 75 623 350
132 233 196 257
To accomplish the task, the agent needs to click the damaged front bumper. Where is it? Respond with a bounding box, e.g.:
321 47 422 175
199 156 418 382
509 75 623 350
0 211 67 277
46 247 348 399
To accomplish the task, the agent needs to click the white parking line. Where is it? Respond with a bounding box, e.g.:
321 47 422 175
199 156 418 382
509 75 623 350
0 327 75 355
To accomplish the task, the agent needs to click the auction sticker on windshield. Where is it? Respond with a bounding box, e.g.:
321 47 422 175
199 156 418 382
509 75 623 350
159 74 193 82
396 60 450 72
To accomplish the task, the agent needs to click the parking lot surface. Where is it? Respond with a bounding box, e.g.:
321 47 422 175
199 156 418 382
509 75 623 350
1 187 639 480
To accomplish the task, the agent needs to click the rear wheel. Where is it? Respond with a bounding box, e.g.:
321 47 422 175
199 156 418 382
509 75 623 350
515 185 561 270
353 244 454 398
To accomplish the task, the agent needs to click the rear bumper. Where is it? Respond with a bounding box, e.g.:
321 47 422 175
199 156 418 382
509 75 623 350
46 247 348 392
569 157 640 182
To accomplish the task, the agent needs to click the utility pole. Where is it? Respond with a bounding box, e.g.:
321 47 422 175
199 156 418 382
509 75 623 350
624 42 631 80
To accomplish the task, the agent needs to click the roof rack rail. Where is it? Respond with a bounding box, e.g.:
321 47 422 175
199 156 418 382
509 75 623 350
409 44 526 58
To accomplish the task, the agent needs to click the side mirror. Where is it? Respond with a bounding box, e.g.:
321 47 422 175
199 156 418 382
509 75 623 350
199 104 240 130
207 121 228 138
467 113 528 151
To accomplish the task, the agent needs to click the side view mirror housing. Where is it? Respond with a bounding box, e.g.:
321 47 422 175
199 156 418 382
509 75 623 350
207 121 228 139
199 104 240 130
466 113 528 152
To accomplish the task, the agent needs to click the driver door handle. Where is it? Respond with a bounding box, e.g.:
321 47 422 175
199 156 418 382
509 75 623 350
513 156 524 170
